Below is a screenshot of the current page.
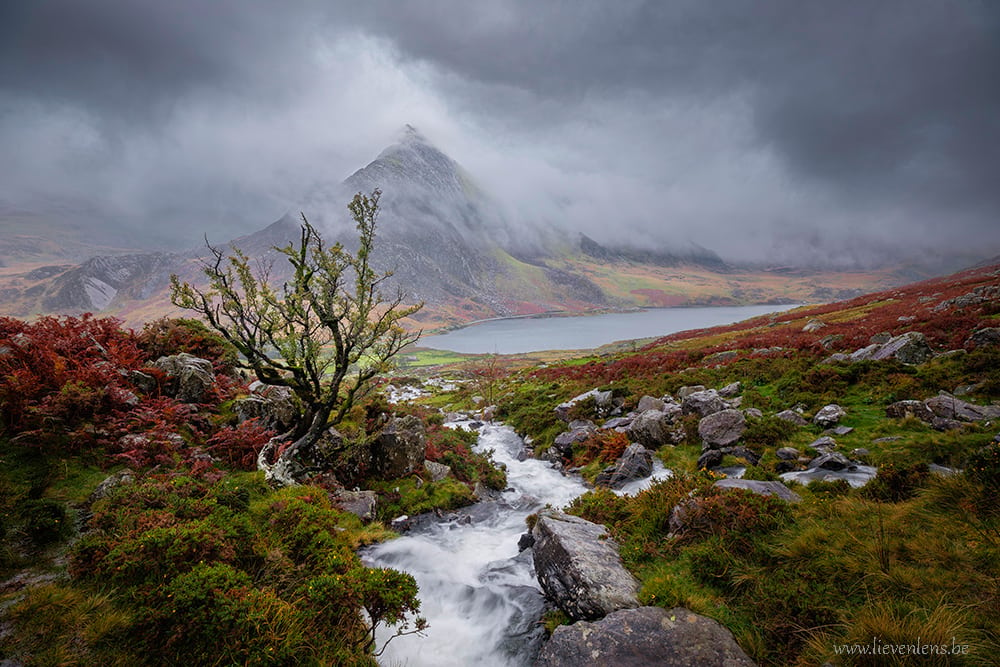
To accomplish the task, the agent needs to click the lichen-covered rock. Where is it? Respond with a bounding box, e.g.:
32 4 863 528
812 404 846 428
531 510 639 620
371 415 426 479
152 352 215 403
871 331 935 364
698 409 746 448
594 444 652 489
235 382 297 432
535 606 757 667
423 460 452 481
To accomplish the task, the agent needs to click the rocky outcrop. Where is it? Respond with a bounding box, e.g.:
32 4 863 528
370 415 426 479
925 393 1000 422
531 510 639 620
849 331 934 364
626 408 682 448
885 400 935 422
812 404 846 428
698 409 746 448
535 606 756 667
152 352 215 403
967 327 1000 348
594 444 653 489
235 381 297 433
555 389 614 422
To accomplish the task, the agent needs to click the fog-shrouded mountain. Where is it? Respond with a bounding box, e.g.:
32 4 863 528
0 126 921 329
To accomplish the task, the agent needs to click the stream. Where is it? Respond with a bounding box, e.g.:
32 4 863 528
364 423 669 666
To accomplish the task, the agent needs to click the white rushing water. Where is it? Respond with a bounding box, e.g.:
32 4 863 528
364 423 588 667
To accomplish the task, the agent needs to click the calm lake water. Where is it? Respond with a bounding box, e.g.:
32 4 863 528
418 304 800 354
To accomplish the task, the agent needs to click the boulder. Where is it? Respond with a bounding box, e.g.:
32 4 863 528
552 426 594 458
807 436 838 452
423 460 452 482
885 400 935 422
626 409 675 449
152 352 215 403
714 478 802 503
555 389 614 422
128 369 158 394
594 444 653 489
531 510 640 620
802 319 826 333
718 381 742 398
870 332 934 364
297 427 346 472
677 385 706 399
808 452 853 471
332 490 377 521
967 327 1000 348
681 389 727 417
775 447 800 460
775 409 808 426
535 606 756 667
235 382 297 433
636 395 666 413
812 404 846 428
697 409 747 448
925 393 1000 422
696 449 724 470
370 415 426 479
743 407 763 418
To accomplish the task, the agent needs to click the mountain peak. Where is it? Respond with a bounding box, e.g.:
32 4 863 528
399 123 427 144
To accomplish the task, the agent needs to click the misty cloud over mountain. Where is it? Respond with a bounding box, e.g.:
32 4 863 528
2 1 998 269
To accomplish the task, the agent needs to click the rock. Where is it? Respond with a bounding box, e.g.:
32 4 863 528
718 381 742 398
594 444 653 489
725 446 761 466
423 460 452 482
682 389 727 417
925 393 1000 422
870 331 934 364
967 327 1000 348
332 490 377 520
743 407 763 418
87 468 135 505
531 510 640 620
128 369 158 394
298 427 346 472
696 449 724 469
698 409 747 448
601 416 632 430
775 409 808 426
886 400 935 422
235 382 297 432
714 478 802 503
636 395 665 413
776 447 800 460
820 334 844 349
552 427 593 458
813 404 846 428
152 352 215 403
821 352 852 364
932 417 966 431
626 409 674 449
826 425 854 436
518 532 535 552
555 389 614 422
704 350 739 364
808 452 853 471
851 448 870 459
370 415 426 479
534 606 756 667
803 319 827 333
870 332 893 345
677 385 706 399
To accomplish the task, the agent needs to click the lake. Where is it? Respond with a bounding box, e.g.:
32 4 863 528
417 304 800 354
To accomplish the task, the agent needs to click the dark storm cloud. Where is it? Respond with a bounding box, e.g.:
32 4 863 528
1 0 998 265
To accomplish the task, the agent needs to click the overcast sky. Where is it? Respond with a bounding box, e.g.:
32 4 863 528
2 1 998 267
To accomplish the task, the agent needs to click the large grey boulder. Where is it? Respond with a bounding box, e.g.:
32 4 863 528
626 409 680 448
531 510 640 620
967 327 1000 348
775 409 808 426
698 409 746 449
235 381 297 433
535 606 756 667
812 404 846 428
152 352 215 403
925 393 1000 422
872 332 935 364
370 415 426 479
552 424 595 458
713 478 801 503
682 389 727 417
555 389 614 422
594 444 653 489
636 395 666 413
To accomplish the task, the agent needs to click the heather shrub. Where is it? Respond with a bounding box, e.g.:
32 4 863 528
138 317 238 370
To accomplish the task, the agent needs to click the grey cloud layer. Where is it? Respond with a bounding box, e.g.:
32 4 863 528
1 1 998 265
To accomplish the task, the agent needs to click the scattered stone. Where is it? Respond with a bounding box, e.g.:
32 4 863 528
698 409 747 448
718 381 742 398
925 393 1000 422
681 389 727 417
594 444 653 489
802 319 827 333
826 425 854 436
850 448 870 459
332 490 377 521
872 331 935 364
535 606 756 667
776 447 801 460
636 395 665 413
555 389 614 422
552 427 593 458
813 404 846 428
696 449 724 470
714 478 802 503
704 350 739 364
808 436 837 452
886 400 935 422
870 332 893 345
298 427 345 472
531 510 640 620
775 409 808 426
872 436 902 443
931 417 966 432
953 383 982 397
236 382 297 432
821 352 851 364
808 452 853 471
820 334 844 349
677 385 706 399
423 460 452 482
967 327 1000 348
152 352 215 403
626 409 677 449
743 407 763 418
601 416 632 430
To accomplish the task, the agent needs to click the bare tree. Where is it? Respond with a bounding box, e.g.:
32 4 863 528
171 189 422 483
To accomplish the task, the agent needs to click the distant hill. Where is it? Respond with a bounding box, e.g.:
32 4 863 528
0 126 930 328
